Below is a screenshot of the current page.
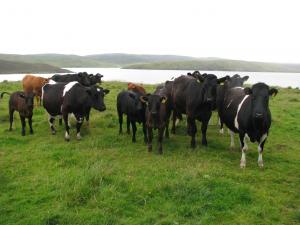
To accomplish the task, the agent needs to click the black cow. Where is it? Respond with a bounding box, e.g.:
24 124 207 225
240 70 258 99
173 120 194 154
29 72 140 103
117 90 147 143
1 91 35 136
220 82 278 168
42 81 109 141
89 73 104 85
51 72 91 86
172 74 229 148
216 74 249 134
154 80 174 138
140 93 168 154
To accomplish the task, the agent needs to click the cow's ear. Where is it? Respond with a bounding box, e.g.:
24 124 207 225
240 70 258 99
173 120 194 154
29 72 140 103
242 76 249 81
139 95 148 103
187 72 192 76
160 96 167 104
244 87 252 95
269 88 278 97
18 93 25 98
217 76 230 84
197 75 205 82
103 89 110 95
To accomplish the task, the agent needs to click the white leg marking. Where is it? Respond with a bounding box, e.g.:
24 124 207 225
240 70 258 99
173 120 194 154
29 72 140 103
219 128 224 134
258 133 267 168
76 132 81 140
240 151 246 168
243 136 248 151
234 95 249 130
175 119 180 126
65 131 70 141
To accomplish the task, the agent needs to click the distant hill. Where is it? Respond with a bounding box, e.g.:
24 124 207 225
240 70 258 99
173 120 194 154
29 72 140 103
0 59 71 74
123 59 300 73
86 53 196 66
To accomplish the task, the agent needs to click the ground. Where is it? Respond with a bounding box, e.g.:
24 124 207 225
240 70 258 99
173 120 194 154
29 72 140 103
0 81 299 225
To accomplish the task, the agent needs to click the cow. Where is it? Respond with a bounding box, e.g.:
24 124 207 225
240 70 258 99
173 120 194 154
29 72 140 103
89 73 103 85
220 82 278 168
117 90 147 143
1 91 35 136
42 81 109 141
216 74 249 134
172 74 229 148
140 91 168 154
128 82 147 95
51 72 91 86
22 74 49 106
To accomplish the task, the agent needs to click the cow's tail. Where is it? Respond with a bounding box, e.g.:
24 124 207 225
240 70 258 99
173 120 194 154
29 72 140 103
0 92 10 98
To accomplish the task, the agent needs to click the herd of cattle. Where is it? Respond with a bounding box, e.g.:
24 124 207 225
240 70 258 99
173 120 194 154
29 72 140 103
0 71 278 168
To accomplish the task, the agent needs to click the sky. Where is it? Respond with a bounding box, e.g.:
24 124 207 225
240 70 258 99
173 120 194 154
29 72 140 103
0 0 300 63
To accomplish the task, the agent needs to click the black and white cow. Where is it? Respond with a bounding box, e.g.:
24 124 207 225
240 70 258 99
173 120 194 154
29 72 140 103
42 81 109 141
221 82 278 168
216 74 249 134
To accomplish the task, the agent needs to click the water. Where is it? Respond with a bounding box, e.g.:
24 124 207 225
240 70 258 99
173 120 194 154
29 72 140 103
0 68 299 88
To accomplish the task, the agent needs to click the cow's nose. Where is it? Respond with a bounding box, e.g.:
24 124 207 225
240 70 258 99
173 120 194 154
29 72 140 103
255 113 263 118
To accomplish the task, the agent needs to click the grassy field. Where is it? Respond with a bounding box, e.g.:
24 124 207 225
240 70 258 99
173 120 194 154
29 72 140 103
0 81 299 225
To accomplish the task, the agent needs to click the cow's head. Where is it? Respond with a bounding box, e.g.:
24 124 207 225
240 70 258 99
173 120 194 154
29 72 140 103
86 86 109 111
198 74 229 106
225 74 249 88
78 72 91 86
89 73 103 85
244 83 278 121
140 94 167 116
19 92 35 111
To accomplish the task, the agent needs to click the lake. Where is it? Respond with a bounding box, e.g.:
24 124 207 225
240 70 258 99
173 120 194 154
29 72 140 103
0 68 300 88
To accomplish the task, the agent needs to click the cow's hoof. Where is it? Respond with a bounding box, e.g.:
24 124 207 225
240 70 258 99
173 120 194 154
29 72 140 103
240 160 246 168
30 131 34 135
148 145 152 152
230 145 235 151
76 133 82 140
219 128 224 134
65 132 70 141
132 139 136 143
51 130 56 135
258 160 264 168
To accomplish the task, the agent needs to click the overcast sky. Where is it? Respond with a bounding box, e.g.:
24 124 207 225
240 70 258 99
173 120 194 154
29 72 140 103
1 0 299 63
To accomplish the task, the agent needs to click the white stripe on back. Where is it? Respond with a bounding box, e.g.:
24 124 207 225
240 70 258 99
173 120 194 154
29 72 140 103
63 81 78 97
234 95 249 130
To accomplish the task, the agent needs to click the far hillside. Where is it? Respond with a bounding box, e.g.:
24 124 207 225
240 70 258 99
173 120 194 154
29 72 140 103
123 59 300 73
0 59 71 74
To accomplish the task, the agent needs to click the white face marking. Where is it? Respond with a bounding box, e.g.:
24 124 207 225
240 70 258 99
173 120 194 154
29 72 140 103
63 81 78 97
234 95 249 130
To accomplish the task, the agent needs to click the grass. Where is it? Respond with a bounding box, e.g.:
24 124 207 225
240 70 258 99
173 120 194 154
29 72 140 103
0 81 299 225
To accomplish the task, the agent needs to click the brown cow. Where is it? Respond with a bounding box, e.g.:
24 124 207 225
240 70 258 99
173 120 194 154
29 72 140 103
128 82 146 95
22 74 49 106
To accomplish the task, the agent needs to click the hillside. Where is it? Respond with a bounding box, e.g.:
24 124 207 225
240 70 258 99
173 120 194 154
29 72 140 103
0 59 71 74
123 59 300 73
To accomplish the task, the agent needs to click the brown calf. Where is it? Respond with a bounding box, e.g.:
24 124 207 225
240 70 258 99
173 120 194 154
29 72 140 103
1 92 35 136
22 74 49 106
128 82 146 95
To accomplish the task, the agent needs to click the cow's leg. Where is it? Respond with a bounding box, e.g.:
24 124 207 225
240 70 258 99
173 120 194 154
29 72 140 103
48 115 56 135
9 108 14 131
20 115 26 136
127 116 131 134
28 116 33 134
219 118 224 134
229 130 235 150
75 115 83 140
239 133 247 168
35 95 40 107
165 114 170 138
158 127 165 154
147 127 153 152
142 122 148 144
258 133 267 168
187 116 197 148
118 111 123 134
131 121 137 143
63 113 70 141
85 108 91 126
201 120 208 146
171 111 176 134
59 115 62 126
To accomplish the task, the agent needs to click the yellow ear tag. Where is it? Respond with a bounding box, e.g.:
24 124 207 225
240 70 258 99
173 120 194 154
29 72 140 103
161 99 167 104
